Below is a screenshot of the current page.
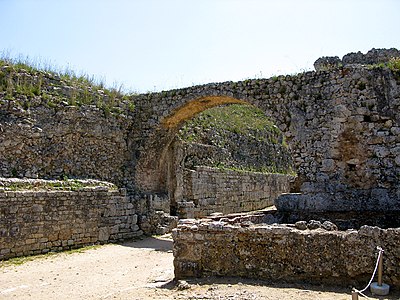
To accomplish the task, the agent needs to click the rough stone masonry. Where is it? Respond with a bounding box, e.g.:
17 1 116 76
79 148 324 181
173 217 400 288
134 48 400 216
0 179 142 260
0 48 399 256
1 48 399 212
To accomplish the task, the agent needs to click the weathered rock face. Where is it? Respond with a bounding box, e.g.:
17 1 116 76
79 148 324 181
342 48 400 65
0 105 134 187
0 64 136 188
173 218 400 288
276 189 400 213
313 56 342 71
314 48 400 71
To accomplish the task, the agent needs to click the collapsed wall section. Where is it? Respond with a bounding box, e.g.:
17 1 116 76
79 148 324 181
0 186 142 260
173 219 400 288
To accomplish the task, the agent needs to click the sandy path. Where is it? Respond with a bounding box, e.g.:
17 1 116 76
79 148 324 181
0 235 397 300
0 237 173 300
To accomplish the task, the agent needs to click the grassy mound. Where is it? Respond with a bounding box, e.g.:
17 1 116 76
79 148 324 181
0 56 135 116
178 104 294 174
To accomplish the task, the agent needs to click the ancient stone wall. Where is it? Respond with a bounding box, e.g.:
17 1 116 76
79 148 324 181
314 47 400 71
134 57 400 212
173 219 400 288
0 183 142 260
0 48 399 230
179 166 292 218
0 104 135 188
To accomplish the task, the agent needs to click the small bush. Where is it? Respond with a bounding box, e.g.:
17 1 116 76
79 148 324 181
388 57 400 71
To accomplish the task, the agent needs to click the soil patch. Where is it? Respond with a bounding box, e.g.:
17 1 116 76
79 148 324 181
0 235 397 299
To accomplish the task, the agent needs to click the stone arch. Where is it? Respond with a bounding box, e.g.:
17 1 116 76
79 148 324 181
161 96 247 128
134 94 295 202
135 96 247 192
133 64 400 216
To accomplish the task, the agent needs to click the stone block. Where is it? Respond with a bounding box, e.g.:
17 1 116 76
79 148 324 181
98 227 110 242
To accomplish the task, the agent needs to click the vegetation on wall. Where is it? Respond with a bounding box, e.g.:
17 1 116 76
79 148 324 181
0 55 136 116
386 57 400 81
364 57 400 83
368 57 400 72
387 57 400 71
177 104 295 175
0 178 117 191
179 104 282 144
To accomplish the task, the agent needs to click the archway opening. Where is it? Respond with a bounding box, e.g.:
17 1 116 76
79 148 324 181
135 96 248 193
161 102 296 217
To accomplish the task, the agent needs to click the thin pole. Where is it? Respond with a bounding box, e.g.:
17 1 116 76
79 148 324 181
352 289 359 300
378 250 383 286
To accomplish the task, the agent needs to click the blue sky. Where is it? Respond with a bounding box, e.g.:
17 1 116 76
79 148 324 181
1 0 399 93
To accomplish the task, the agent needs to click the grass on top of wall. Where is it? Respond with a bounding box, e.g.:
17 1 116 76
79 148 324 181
0 177 118 191
0 54 136 116
369 57 400 71
365 57 400 83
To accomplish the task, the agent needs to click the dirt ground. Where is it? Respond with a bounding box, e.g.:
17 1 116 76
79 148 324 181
0 235 398 300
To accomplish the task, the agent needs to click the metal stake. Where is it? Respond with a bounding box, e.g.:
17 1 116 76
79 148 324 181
351 289 359 300
378 249 383 286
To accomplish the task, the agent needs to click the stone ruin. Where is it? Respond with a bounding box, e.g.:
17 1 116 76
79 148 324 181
0 48 399 288
173 211 400 288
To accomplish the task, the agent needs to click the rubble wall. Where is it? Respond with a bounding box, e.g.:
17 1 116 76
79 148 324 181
180 167 292 218
173 219 400 288
1 48 399 233
0 184 142 260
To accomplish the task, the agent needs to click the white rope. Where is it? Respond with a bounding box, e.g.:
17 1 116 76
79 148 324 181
353 246 384 299
356 289 372 299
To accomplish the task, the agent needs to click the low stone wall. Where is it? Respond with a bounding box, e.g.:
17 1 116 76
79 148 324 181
173 219 400 288
0 186 142 260
179 167 292 218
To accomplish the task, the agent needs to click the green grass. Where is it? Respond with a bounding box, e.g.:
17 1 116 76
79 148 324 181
178 104 282 145
212 162 296 176
367 57 400 71
178 104 295 175
0 53 136 116
1 178 117 191
0 245 103 268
